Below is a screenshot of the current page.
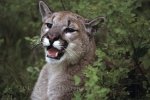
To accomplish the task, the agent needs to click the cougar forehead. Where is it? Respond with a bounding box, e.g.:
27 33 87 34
43 11 85 30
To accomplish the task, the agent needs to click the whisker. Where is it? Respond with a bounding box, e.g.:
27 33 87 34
65 47 81 62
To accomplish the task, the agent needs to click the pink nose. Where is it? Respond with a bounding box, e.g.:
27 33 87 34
48 34 57 40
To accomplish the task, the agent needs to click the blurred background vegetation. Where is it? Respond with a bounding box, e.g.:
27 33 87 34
0 0 150 100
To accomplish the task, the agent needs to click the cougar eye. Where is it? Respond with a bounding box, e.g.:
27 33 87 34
64 28 76 33
46 23 52 28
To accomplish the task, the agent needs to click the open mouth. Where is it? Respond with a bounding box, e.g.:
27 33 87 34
43 37 68 60
46 45 65 59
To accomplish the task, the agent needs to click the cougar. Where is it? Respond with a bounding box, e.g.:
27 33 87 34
31 1 104 100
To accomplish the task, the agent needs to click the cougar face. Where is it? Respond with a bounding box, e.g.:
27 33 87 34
39 1 104 64
41 11 89 64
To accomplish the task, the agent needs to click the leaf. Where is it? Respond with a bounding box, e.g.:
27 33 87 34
74 75 81 85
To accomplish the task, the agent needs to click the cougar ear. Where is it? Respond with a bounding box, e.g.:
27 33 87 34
39 1 53 20
85 16 105 36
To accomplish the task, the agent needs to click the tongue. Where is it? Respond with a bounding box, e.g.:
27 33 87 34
47 48 59 58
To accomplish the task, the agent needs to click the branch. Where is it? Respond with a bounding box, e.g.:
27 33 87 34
60 0 66 10
134 60 150 89
128 33 150 89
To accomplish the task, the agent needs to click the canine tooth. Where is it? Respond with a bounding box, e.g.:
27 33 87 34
43 37 50 46
56 52 58 57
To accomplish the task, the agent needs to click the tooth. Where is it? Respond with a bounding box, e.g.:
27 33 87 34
56 52 58 57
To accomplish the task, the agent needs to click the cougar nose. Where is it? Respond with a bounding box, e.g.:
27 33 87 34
48 33 59 40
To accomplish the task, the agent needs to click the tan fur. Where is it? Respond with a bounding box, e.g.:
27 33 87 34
31 1 104 100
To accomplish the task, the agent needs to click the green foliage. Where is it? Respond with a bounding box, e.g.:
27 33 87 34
74 75 81 86
83 65 110 100
0 0 150 100
74 50 129 100
73 0 150 100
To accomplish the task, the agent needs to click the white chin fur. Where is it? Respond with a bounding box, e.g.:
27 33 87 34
45 56 57 63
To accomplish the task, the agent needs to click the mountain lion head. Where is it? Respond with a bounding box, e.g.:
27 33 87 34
39 1 104 64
